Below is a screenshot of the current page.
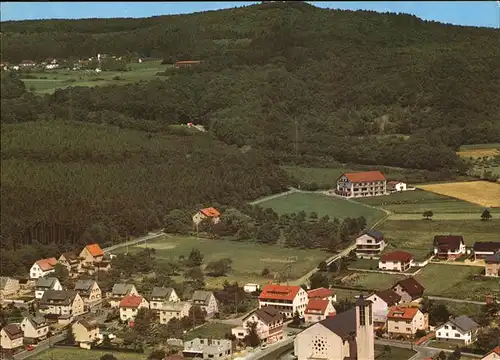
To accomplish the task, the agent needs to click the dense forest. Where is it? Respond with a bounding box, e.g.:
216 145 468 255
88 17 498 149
1 1 499 263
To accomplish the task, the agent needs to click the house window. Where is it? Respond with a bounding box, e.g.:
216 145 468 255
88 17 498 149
455 334 460 338
406 328 411 331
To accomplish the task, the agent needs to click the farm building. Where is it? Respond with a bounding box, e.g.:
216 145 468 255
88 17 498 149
335 171 387 198
472 242 500 260
355 229 386 258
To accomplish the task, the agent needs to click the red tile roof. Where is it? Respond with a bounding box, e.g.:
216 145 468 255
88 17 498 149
259 285 302 301
85 244 104 257
119 295 144 308
489 346 500 355
342 171 386 183
305 299 331 315
387 306 420 321
36 257 58 271
200 207 220 217
380 251 413 263
307 287 334 300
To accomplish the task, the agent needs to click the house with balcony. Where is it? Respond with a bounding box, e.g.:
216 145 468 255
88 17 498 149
485 251 500 277
387 306 428 338
335 171 387 198
38 290 85 319
232 306 284 344
259 284 309 319
307 287 337 303
379 251 414 272
433 235 466 260
30 257 57 279
355 229 386 258
436 315 479 345
182 338 232 359
473 242 500 260
20 316 49 341
119 295 149 322
191 290 218 318
304 299 336 325
35 277 62 299
159 301 191 324
58 252 82 276
150 287 179 310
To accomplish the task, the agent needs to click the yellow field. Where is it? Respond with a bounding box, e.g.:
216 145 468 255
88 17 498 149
457 148 500 158
418 181 500 208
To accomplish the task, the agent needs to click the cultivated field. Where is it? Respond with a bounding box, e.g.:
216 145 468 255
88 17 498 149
255 192 387 226
458 143 500 159
417 181 500 208
32 348 146 360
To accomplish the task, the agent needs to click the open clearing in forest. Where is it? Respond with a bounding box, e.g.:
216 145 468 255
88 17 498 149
417 181 500 208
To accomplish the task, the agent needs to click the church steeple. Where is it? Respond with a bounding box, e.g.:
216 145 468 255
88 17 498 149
355 294 374 360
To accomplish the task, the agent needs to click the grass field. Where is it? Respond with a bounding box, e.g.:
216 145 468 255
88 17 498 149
374 345 416 360
458 143 500 158
184 322 233 341
417 181 500 208
255 192 387 226
342 272 406 290
32 348 146 360
119 235 330 288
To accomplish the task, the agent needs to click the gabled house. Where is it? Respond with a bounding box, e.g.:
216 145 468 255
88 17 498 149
474 242 500 260
74 280 101 306
191 290 218 318
379 251 414 272
391 278 425 303
79 244 104 266
481 346 500 360
485 251 500 277
72 319 100 346
307 287 337 303
355 229 386 258
436 315 479 345
183 338 232 360
0 277 20 299
304 299 336 324
192 207 221 226
119 295 149 322
35 277 62 299
150 287 179 310
159 301 191 324
366 289 402 328
335 171 387 198
433 235 466 260
20 316 49 341
387 306 428 338
232 306 284 344
259 284 309 318
108 283 138 308
38 290 85 318
93 260 112 272
30 257 57 279
388 181 407 192
0 324 24 351
58 252 82 275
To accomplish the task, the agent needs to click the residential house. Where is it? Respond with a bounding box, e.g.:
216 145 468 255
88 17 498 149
379 251 414 272
192 207 221 226
159 301 192 324
0 324 24 351
474 242 500 260
58 252 82 275
175 60 202 69
335 171 387 198
232 306 284 344
108 283 138 308
482 346 500 360
243 283 260 293
72 319 100 345
19 60 36 67
259 284 309 319
74 280 101 306
35 277 62 299
307 287 337 303
150 287 179 310
391 278 425 303
294 295 375 360
30 257 57 279
79 244 104 266
433 235 466 260
485 251 500 277
435 315 479 345
20 316 49 341
304 299 336 325
93 260 112 272
182 338 232 359
387 306 428 338
38 290 85 318
0 277 20 299
355 229 386 258
119 295 149 322
388 181 407 192
366 289 402 328
191 290 219 318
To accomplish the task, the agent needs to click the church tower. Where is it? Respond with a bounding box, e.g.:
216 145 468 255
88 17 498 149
355 294 375 360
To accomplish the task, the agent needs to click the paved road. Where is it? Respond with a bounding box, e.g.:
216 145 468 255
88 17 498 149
13 334 66 360
427 296 486 305
235 337 295 360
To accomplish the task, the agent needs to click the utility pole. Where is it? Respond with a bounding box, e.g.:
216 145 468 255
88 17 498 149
294 119 299 158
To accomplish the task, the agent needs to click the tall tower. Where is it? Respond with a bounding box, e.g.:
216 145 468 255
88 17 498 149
355 294 374 360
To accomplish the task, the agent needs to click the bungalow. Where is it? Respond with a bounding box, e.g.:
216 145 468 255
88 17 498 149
307 287 337 303
0 324 24 351
191 290 219 318
150 287 179 310
108 283 138 308
79 243 104 266
72 319 100 346
192 207 221 226
74 280 102 306
232 306 284 344
35 277 62 299
379 251 414 272
391 278 425 303
159 301 191 324
485 251 500 277
0 277 20 299
433 235 466 260
58 252 82 275
335 171 387 198
388 181 407 192
387 306 428 338
482 346 500 360
355 229 386 258
20 316 49 341
30 257 57 279
366 289 402 328
304 299 336 324
473 242 500 260
38 290 85 318
435 315 479 345
259 284 309 319
119 295 149 322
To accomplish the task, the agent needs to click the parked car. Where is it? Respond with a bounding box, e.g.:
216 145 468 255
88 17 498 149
26 344 36 351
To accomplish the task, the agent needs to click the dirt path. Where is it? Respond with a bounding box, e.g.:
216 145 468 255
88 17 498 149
249 188 298 205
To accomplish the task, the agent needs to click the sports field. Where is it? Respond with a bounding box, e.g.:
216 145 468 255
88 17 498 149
417 181 500 208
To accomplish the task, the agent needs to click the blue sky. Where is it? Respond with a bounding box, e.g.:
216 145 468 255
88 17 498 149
1 2 499 28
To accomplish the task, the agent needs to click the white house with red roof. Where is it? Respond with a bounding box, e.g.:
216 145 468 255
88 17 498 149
481 346 500 360
119 295 149 322
30 258 58 279
258 284 308 318
378 251 414 272
307 287 337 303
192 207 221 226
335 171 387 198
304 299 336 324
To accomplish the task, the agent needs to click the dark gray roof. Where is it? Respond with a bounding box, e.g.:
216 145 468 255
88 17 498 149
0 277 10 289
393 277 425 298
36 277 59 289
374 289 401 306
486 251 500 264
192 290 213 305
39 290 77 306
319 308 357 340
75 280 96 292
474 242 500 253
251 306 283 324
365 229 383 241
449 315 479 332
2 324 23 339
151 287 174 299
111 283 135 296
27 316 48 328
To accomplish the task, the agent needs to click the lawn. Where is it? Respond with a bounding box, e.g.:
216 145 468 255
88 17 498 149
118 235 330 288
417 181 500 208
342 272 406 291
431 300 483 320
374 345 416 360
346 258 380 270
255 192 387 226
184 322 234 341
31 348 146 360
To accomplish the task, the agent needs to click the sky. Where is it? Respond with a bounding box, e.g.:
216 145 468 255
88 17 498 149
1 1 499 28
